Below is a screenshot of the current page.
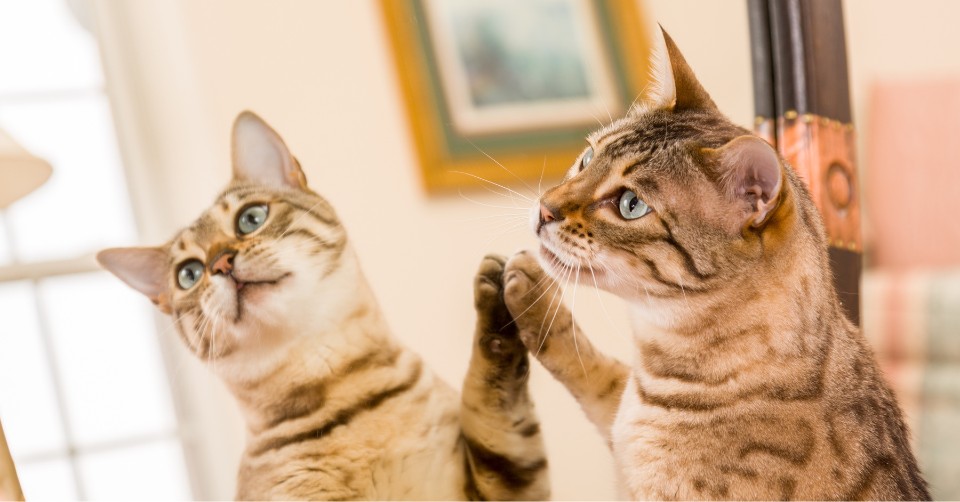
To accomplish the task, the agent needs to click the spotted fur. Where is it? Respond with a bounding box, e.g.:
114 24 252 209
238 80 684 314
500 31 929 500
98 112 548 500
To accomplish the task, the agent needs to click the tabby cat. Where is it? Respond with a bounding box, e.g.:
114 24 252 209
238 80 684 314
498 30 930 500
98 112 549 500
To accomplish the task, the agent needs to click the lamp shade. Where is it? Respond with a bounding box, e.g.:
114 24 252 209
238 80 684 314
0 127 52 209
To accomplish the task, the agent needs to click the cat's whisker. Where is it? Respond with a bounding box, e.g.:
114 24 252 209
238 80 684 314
537 262 573 357
277 199 327 240
161 310 200 381
538 156 547 198
589 112 606 129
498 264 567 332
463 138 540 198
473 218 530 234
586 256 629 343
209 315 220 369
479 220 530 249
457 189 532 212
280 232 342 255
536 276 566 356
454 212 529 223
473 215 530 227
161 308 193 342
478 222 527 240
532 258 567 354
533 281 564 358
570 263 587 378
197 319 212 360
201 310 218 361
199 295 229 365
449 170 536 203
674 270 693 315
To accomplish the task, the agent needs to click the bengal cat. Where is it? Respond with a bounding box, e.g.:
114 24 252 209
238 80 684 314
499 30 929 500
98 112 548 500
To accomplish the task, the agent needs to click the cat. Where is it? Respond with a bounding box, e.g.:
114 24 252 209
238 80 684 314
497 30 930 500
97 111 549 500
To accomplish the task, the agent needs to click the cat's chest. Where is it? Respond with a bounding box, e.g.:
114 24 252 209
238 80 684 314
610 376 678 498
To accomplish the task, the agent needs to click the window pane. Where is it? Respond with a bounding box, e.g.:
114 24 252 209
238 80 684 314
0 281 67 457
39 272 176 447
16 457 78 501
0 0 103 95
79 440 190 500
0 97 137 262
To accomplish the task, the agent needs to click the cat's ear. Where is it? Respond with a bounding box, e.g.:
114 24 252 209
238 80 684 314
231 111 308 189
646 26 717 112
707 135 783 228
97 247 173 314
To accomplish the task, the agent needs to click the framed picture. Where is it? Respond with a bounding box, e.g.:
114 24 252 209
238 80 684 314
380 0 651 192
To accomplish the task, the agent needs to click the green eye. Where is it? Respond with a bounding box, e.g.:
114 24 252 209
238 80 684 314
177 260 204 290
618 190 651 220
237 204 268 235
580 147 594 171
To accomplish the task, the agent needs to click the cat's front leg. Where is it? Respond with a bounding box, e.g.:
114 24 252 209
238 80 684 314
460 254 550 501
502 250 629 443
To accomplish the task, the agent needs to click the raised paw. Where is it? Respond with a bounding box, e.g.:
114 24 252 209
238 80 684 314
503 250 573 355
462 256 551 501
472 254 529 383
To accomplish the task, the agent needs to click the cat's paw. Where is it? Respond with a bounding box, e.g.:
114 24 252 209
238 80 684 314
472 255 528 376
473 254 508 313
503 250 571 354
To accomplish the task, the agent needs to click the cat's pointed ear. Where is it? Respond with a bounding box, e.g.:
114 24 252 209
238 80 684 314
231 111 308 189
707 135 783 228
646 26 717 112
97 247 173 314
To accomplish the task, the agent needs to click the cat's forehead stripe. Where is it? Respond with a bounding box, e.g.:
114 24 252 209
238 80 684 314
219 185 270 205
589 118 632 146
186 214 221 243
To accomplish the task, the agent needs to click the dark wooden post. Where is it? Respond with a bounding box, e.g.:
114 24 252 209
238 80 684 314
748 0 862 325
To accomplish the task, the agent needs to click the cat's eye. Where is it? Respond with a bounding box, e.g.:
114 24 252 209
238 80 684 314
618 190 651 220
177 260 204 290
237 204 269 235
580 147 594 171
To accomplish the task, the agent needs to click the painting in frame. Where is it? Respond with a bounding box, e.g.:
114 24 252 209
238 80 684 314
380 0 651 192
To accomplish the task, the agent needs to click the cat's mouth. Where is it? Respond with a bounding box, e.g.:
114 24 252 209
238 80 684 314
231 272 292 322
538 239 604 279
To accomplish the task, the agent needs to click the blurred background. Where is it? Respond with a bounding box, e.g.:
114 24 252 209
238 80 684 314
0 0 957 500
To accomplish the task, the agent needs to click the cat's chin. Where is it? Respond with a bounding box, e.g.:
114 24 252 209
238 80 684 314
222 271 292 324
537 242 605 282
537 242 570 274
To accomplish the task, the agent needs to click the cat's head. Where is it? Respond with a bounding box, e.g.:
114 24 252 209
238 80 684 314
534 29 823 306
98 112 348 360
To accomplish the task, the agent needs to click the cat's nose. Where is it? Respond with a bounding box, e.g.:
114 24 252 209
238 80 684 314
538 203 561 231
210 249 237 276
539 204 556 223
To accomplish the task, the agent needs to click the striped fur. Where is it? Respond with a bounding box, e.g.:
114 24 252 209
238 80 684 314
98 112 548 500
501 32 929 500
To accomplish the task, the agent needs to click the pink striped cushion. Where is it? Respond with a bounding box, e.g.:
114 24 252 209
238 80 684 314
862 267 960 499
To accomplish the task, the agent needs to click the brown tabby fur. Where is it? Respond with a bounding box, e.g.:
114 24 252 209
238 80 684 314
499 30 929 500
98 112 548 500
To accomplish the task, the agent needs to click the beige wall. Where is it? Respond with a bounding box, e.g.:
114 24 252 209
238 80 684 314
92 0 960 499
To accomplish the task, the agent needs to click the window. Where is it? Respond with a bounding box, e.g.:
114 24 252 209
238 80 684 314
0 0 192 499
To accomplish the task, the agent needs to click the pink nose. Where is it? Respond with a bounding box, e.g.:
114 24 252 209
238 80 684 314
210 250 235 276
539 204 556 223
